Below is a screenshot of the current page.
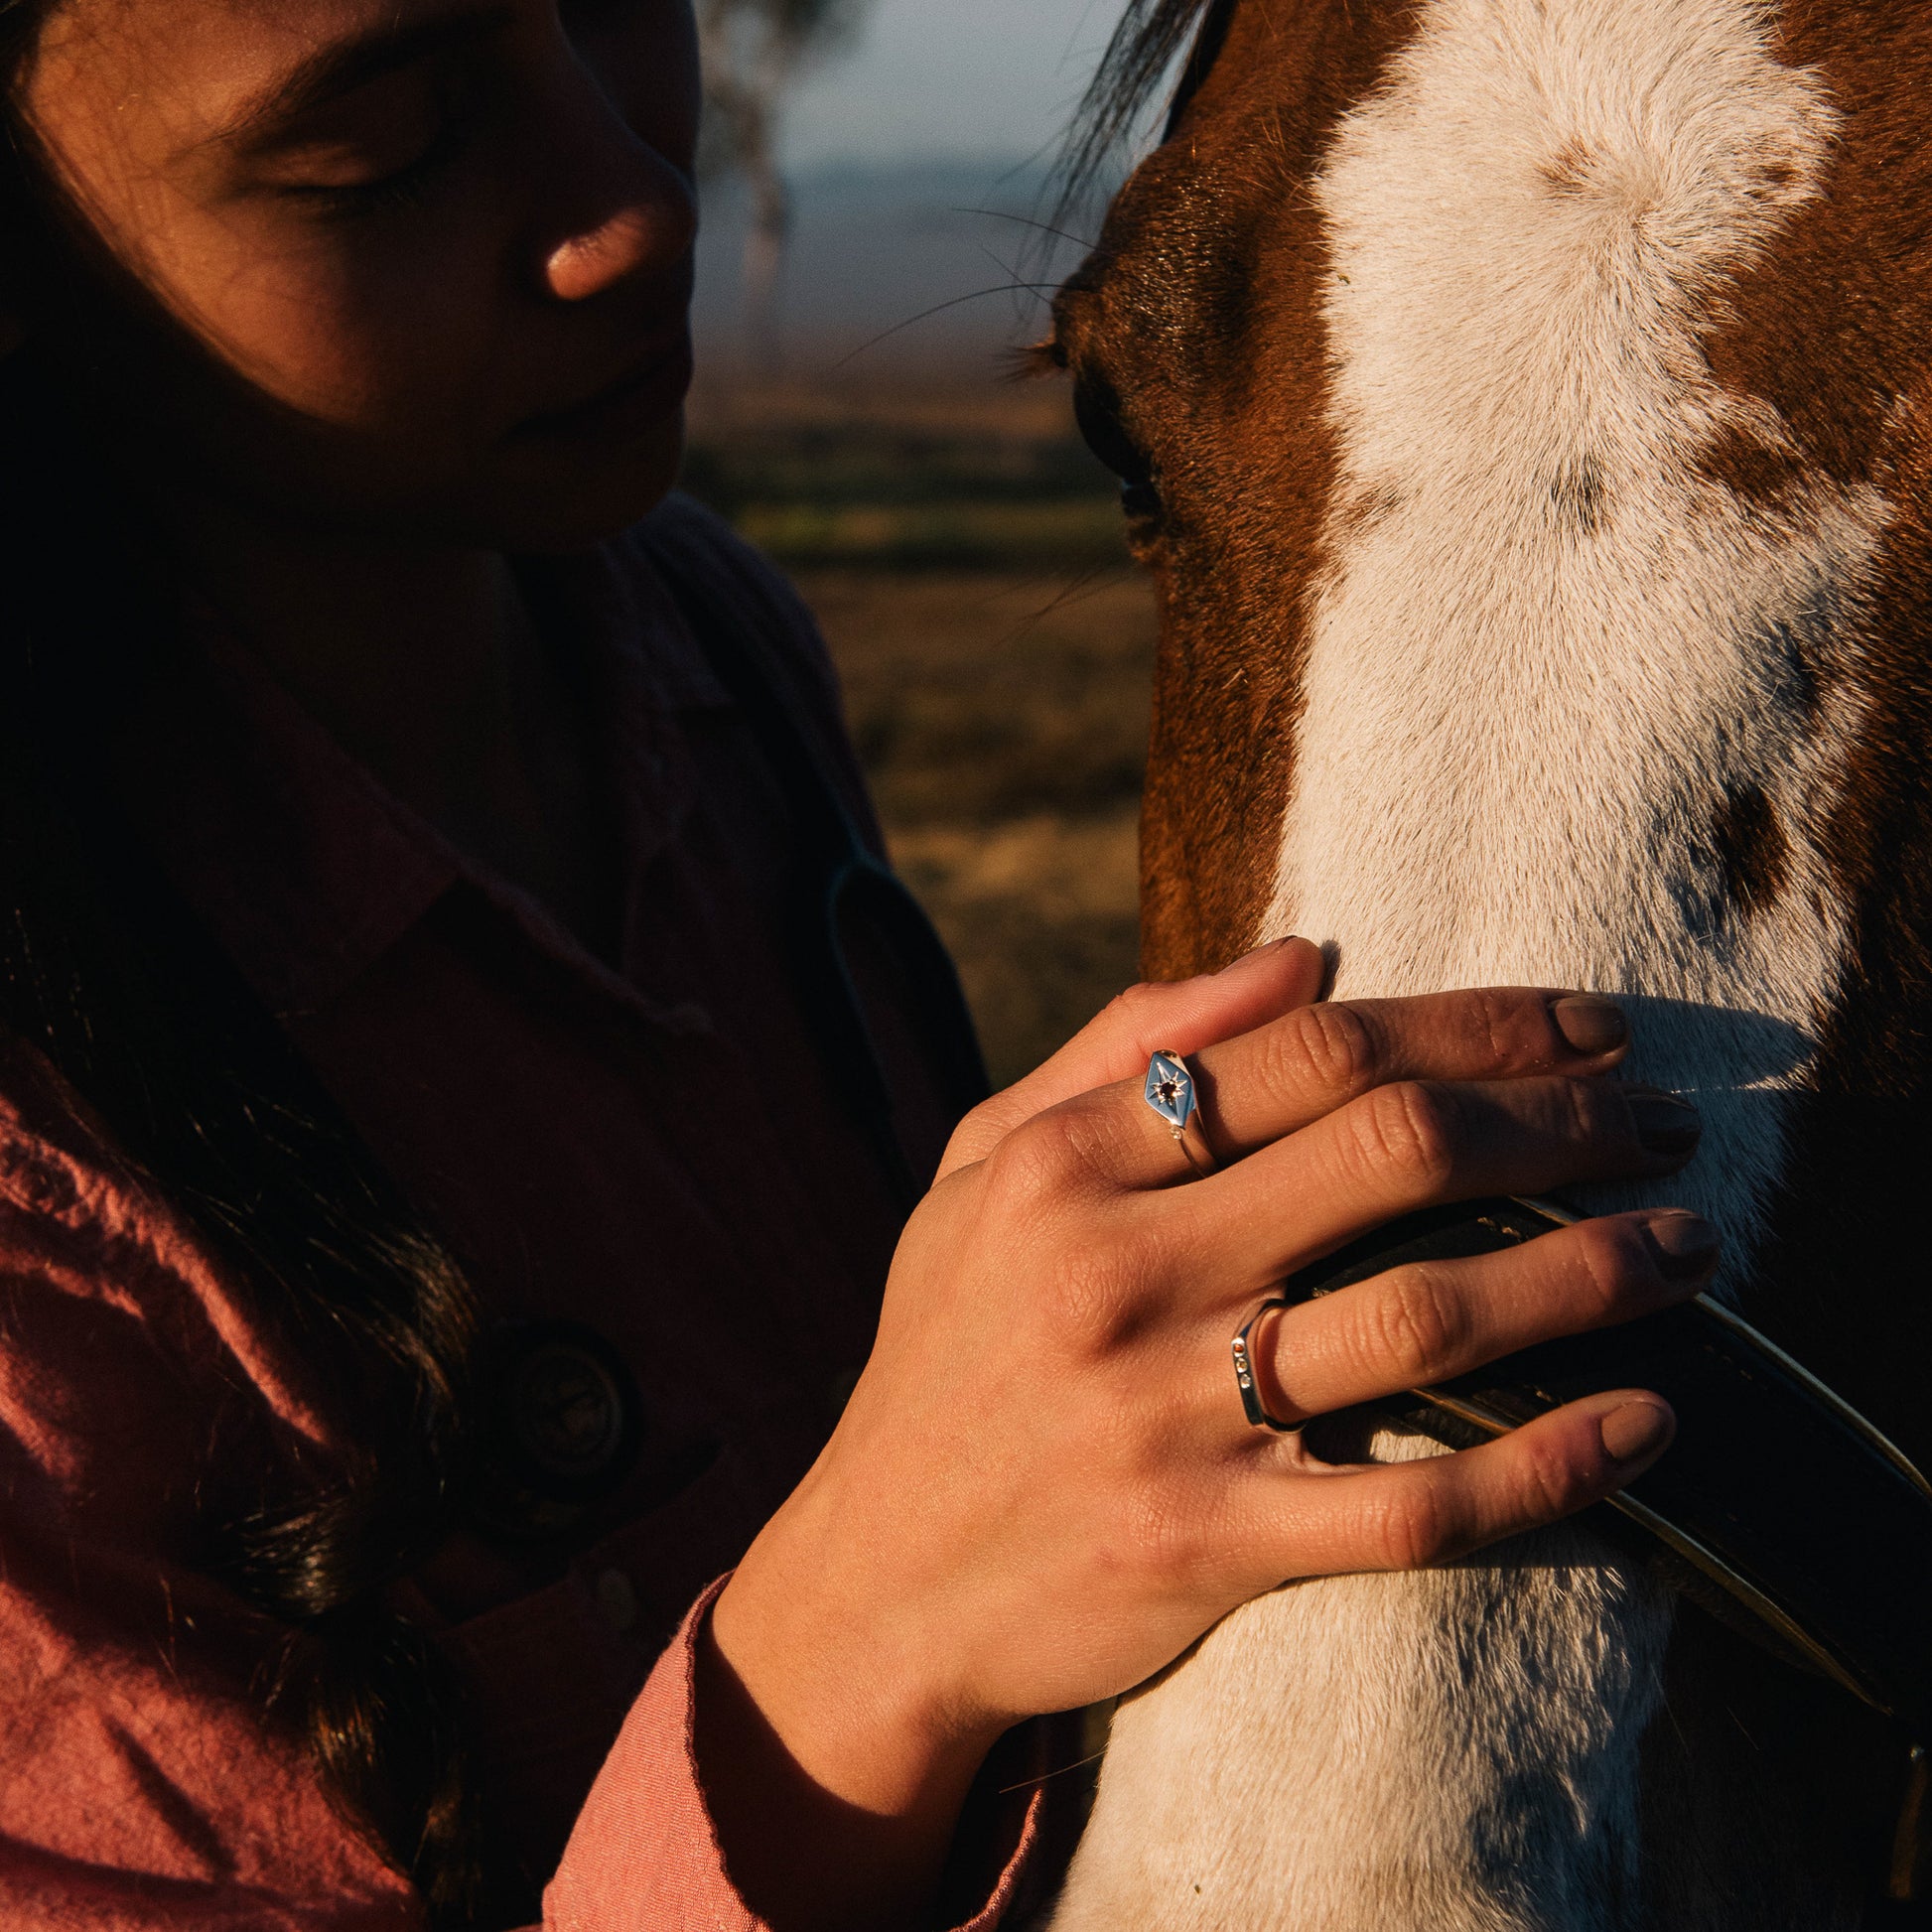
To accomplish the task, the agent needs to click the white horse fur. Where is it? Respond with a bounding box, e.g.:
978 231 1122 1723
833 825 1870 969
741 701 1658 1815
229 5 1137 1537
1049 2 1881 1925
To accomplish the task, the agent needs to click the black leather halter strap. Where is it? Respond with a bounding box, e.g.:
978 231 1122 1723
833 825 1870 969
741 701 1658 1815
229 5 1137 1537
1280 1198 1932 1910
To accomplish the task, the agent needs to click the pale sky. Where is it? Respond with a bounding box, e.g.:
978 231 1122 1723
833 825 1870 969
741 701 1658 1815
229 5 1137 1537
784 0 1132 167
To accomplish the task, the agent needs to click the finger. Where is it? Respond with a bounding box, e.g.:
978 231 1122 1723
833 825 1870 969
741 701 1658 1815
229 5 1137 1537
1254 1390 1676 1582
1046 985 1634 1192
1246 1210 1719 1428
940 937 1326 1177
1187 987 1633 1166
1158 1074 1702 1297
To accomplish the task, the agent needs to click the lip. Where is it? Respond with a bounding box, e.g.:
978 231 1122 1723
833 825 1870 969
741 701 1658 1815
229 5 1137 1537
513 330 694 442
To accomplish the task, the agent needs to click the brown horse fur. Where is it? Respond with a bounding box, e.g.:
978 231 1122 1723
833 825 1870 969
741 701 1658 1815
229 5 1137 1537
1038 1 1932 1925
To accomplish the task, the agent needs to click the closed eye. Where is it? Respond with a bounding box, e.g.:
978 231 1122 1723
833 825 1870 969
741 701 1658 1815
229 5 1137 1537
276 107 477 220
227 13 501 220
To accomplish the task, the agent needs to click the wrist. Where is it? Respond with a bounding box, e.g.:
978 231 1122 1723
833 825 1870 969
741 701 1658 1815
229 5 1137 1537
710 1500 1001 1821
697 1502 1007 1932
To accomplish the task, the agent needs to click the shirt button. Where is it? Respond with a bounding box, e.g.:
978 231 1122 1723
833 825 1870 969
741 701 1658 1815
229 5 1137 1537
512 1340 628 1482
596 1568 638 1634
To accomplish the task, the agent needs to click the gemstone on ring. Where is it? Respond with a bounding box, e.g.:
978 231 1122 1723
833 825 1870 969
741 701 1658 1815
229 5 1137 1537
1234 1298 1301 1433
1232 1332 1257 1395
1145 1051 1197 1131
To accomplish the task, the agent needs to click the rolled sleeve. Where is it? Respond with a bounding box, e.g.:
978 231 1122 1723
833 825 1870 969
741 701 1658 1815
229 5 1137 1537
542 1581 1047 1932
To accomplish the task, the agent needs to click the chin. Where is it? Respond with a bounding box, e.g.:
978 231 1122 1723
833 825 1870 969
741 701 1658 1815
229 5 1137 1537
478 422 689 553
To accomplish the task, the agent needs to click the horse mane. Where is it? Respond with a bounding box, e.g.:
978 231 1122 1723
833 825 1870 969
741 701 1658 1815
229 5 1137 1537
1059 0 1231 208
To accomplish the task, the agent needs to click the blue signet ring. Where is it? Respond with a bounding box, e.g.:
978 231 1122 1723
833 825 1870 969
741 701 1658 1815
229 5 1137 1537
1144 1049 1219 1179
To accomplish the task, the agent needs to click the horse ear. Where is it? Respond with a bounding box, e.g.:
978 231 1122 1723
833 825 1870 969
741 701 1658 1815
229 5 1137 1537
1165 0 1241 139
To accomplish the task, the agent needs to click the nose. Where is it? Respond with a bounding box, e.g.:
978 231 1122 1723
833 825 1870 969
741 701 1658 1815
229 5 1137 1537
545 204 683 303
533 60 698 304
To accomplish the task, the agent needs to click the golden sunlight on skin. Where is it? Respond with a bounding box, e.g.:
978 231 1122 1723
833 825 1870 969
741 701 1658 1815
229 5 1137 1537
31 0 522 420
17 0 700 546
547 205 663 301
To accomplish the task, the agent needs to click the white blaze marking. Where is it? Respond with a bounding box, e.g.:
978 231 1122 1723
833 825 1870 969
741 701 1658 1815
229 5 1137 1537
1055 3 1882 1927
1278 0 1870 1265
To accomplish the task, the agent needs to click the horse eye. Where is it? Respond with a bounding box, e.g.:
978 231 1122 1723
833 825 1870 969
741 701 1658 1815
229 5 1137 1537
1073 376 1160 515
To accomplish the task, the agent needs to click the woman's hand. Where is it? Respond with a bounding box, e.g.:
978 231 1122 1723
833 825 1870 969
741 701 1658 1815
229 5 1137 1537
701 940 1714 1928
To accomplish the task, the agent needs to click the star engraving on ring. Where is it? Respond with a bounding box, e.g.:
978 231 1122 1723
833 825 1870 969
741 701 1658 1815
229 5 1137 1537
1144 1051 1198 1131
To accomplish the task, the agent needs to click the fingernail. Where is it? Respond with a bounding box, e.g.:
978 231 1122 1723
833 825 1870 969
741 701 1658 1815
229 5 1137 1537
1552 995 1627 1055
1226 935 1300 971
1627 1090 1701 1156
1642 1211 1721 1281
1600 1399 1674 1464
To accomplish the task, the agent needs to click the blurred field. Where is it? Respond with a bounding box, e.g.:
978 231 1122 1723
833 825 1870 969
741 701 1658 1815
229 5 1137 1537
685 376 1157 1086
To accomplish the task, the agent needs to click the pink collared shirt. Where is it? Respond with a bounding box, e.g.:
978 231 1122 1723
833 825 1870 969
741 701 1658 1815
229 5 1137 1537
0 499 1060 1928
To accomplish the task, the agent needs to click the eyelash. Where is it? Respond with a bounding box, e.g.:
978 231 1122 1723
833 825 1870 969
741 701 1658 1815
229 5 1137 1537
286 102 478 221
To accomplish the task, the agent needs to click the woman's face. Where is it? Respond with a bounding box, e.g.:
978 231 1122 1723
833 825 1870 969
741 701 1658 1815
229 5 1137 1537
17 0 701 548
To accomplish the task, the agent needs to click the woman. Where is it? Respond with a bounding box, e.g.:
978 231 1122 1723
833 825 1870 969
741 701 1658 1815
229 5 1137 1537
0 0 1714 1925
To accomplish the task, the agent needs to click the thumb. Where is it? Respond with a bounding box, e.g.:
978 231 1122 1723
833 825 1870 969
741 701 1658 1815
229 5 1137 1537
940 936 1325 1175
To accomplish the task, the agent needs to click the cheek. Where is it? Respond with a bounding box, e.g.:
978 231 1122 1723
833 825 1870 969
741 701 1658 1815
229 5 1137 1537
147 199 516 439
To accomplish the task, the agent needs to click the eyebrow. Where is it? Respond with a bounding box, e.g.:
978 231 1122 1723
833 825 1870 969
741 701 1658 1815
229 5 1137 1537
213 5 517 150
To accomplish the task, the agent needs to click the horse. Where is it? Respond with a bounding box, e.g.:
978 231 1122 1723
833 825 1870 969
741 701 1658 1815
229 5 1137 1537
1033 1 1932 1925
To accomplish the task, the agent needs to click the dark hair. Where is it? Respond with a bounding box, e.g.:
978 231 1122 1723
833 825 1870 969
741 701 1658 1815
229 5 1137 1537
1057 0 1232 210
0 18 495 1924
0 378 499 1927
0 5 1228 1924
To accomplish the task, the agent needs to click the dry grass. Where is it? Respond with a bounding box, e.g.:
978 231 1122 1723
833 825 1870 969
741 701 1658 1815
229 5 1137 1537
796 568 1157 1088
689 372 1079 441
890 813 1143 1090
686 379 1159 1090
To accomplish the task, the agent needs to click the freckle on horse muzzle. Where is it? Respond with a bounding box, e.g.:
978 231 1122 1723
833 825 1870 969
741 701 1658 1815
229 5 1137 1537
1280 1198 1932 1916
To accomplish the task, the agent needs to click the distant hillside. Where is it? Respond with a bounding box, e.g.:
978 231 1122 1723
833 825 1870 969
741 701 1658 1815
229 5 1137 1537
693 157 1101 384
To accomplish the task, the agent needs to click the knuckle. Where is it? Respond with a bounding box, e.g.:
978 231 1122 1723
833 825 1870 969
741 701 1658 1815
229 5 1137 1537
987 1100 1123 1205
1043 1249 1134 1354
1040 1214 1170 1357
1102 1480 1202 1588
1517 1430 1586 1525
1567 1218 1644 1321
1059 1101 1149 1188
982 1113 1081 1205
1355 1081 1460 1190
942 1093 1011 1169
1376 1480 1455 1572
1370 1266 1472 1383
1274 1001 1380 1099
1470 987 1531 1067
1102 979 1172 1043
1560 1074 1608 1145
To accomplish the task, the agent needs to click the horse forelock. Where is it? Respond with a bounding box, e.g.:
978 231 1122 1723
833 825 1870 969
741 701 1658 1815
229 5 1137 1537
1047 1 1932 1926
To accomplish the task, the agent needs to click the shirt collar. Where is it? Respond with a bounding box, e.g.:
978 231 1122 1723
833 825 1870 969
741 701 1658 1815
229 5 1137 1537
130 538 727 1021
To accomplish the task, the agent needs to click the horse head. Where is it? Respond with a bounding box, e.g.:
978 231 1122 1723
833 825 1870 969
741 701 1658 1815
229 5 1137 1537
1040 2 1932 1925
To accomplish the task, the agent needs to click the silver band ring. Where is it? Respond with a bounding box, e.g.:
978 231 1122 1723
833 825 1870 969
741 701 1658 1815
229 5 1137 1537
1233 1298 1302 1434
1144 1049 1219 1179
